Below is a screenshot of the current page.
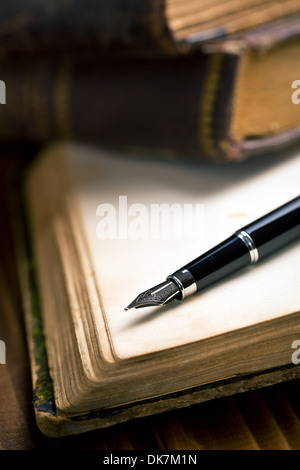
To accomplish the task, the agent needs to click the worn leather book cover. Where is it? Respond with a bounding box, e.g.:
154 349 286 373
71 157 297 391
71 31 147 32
0 16 300 162
2 0 300 58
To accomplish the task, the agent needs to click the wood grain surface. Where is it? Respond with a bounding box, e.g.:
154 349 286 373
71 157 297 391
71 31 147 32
1 150 300 450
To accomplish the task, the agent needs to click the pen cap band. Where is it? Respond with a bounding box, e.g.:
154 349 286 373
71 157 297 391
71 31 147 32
238 196 300 260
236 230 259 264
167 269 197 300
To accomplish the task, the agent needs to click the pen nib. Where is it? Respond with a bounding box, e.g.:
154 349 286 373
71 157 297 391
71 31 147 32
124 280 181 311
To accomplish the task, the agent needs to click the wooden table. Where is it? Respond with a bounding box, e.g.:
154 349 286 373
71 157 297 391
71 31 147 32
1 148 300 450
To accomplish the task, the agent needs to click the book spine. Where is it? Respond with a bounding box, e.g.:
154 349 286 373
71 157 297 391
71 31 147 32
0 55 215 159
1 53 300 162
0 0 178 58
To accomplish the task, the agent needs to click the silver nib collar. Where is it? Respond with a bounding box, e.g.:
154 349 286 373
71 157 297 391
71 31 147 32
167 269 197 299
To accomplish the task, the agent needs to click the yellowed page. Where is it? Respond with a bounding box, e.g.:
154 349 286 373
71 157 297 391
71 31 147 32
63 143 300 361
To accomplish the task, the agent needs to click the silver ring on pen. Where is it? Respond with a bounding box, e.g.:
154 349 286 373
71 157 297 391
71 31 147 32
236 230 259 264
167 269 197 299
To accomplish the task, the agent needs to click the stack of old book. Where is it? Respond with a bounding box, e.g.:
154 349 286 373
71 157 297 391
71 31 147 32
4 0 300 437
1 0 300 161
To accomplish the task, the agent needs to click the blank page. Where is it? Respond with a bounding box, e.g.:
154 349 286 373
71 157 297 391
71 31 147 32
63 143 300 361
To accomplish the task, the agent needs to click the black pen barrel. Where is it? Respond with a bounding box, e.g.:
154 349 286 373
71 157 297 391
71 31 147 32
240 195 300 260
175 196 300 293
180 235 250 291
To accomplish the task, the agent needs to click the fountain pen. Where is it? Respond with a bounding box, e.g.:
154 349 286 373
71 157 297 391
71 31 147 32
125 195 300 311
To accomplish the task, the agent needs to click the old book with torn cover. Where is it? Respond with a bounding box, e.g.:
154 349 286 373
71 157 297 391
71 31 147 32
13 140 300 437
1 16 300 162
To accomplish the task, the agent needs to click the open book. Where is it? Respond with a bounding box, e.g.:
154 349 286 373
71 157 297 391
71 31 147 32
21 142 300 436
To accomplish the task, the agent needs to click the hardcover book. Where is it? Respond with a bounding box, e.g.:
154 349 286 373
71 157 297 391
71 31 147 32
2 0 300 57
1 16 300 162
14 141 300 437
